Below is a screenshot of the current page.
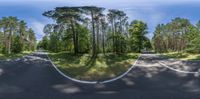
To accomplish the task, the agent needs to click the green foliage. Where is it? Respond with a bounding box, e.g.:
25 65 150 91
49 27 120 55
76 24 90 53
37 36 49 50
152 17 198 53
0 51 32 60
49 52 139 80
12 36 23 53
43 6 142 56
186 35 200 53
164 52 189 59
163 52 200 60
129 20 150 52
0 32 3 53
49 32 60 52
143 37 152 50
0 16 36 55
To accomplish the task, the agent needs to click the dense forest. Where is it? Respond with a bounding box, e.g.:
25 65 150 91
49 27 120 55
1 6 200 80
3 6 196 57
153 17 200 53
0 16 36 54
38 6 152 57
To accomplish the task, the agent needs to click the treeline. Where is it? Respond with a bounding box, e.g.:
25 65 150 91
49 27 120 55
153 17 200 53
0 16 36 54
38 6 151 56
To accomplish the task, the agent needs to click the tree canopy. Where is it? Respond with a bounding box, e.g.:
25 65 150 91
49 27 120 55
0 16 36 54
41 6 151 55
152 17 200 53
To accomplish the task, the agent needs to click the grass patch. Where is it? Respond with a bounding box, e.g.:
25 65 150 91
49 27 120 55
0 51 33 60
162 52 200 60
49 52 139 81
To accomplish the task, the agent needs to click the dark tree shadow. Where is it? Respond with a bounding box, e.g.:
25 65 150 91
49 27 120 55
1 53 200 99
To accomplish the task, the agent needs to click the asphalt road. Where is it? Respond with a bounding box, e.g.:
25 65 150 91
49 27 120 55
0 53 200 99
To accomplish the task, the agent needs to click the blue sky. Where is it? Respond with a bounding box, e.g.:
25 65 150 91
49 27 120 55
0 0 200 41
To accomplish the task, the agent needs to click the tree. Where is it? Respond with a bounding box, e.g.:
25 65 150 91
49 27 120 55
42 6 155 56
19 20 27 50
38 36 49 50
12 36 23 53
43 24 60 52
129 20 148 52
100 14 107 54
76 24 90 53
27 29 36 51
107 9 129 53
143 37 152 51
107 9 118 53
0 16 36 54
152 24 166 52
153 17 193 53
0 31 3 53
186 21 200 53
43 7 84 55
0 17 18 54
82 6 105 57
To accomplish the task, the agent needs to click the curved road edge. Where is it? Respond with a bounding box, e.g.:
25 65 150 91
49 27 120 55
158 61 200 76
45 52 141 84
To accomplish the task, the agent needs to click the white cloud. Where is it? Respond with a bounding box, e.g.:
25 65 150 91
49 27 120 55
30 20 46 41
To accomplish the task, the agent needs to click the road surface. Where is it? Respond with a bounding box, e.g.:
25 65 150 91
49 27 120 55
0 53 200 99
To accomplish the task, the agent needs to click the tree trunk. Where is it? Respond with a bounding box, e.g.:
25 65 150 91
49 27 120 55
102 23 105 54
70 19 77 55
111 20 115 53
91 11 96 57
114 19 117 53
8 29 12 54
119 18 123 53
3 28 6 54
19 30 24 51
75 23 79 54
96 20 100 54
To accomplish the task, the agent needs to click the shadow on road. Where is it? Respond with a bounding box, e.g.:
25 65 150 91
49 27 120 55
0 53 200 99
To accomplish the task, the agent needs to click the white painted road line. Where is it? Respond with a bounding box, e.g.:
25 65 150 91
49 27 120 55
100 54 141 84
46 53 97 84
158 61 199 74
46 52 141 84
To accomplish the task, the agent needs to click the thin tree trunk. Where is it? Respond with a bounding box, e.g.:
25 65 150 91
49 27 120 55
114 19 117 53
119 18 123 53
96 20 100 54
102 23 105 54
75 23 79 53
70 19 77 55
8 29 12 54
19 29 24 51
91 11 96 57
3 28 6 54
111 20 115 53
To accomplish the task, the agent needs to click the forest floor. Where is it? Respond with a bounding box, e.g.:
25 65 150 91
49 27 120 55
0 51 33 60
162 52 200 60
48 52 139 81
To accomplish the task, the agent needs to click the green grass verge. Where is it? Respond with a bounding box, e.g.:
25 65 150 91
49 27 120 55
162 52 200 60
0 51 33 60
49 52 139 81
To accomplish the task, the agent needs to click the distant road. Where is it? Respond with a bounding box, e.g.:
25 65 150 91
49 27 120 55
0 53 200 99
